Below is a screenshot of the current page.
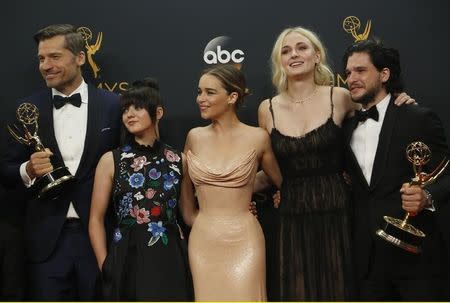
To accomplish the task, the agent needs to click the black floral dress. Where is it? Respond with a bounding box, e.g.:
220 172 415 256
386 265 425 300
100 140 192 301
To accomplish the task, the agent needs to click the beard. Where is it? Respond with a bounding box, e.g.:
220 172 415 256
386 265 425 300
351 86 379 106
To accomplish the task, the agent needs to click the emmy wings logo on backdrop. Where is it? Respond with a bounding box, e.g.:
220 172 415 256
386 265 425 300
77 26 129 93
77 26 102 79
203 36 245 69
342 16 372 42
336 16 373 87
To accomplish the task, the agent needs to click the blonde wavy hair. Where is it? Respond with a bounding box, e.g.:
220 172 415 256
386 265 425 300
271 26 334 93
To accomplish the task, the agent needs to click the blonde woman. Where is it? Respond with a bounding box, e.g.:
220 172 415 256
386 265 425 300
257 26 412 301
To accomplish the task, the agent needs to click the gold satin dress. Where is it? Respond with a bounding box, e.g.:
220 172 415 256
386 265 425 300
186 149 267 301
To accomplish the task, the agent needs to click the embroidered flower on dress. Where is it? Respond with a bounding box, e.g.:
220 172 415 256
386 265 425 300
117 192 133 219
120 152 135 160
115 144 180 247
113 228 123 243
129 173 145 188
163 171 179 191
148 221 166 238
134 192 144 201
150 206 161 217
122 145 132 152
168 199 177 208
130 156 150 172
145 188 156 199
130 205 150 224
148 168 162 180
164 149 180 162
169 163 181 175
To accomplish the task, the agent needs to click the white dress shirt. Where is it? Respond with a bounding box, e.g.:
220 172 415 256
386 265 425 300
350 94 391 185
20 80 88 218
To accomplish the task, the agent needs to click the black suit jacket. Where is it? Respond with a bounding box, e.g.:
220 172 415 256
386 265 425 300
343 98 450 280
1 84 121 262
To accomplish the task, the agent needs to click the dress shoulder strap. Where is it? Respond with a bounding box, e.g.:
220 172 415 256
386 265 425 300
329 86 334 119
268 97 276 128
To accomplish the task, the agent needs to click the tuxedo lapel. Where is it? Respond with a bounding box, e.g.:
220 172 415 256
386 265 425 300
343 116 370 190
343 116 359 145
37 90 65 166
370 98 398 190
75 85 101 178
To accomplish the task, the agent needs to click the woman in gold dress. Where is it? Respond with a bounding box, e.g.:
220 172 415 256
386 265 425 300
179 64 282 301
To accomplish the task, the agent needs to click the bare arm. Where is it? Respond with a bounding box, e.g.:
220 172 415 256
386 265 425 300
257 99 271 132
89 151 114 270
254 99 276 192
179 131 199 227
254 170 273 193
259 130 282 190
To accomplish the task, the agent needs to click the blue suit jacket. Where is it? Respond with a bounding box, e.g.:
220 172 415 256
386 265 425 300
2 84 121 262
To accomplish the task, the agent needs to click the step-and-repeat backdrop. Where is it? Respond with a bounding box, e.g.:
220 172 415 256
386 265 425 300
1 0 449 226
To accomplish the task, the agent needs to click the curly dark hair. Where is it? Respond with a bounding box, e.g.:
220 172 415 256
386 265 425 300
342 39 404 94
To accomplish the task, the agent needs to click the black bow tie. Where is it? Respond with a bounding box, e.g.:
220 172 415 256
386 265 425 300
53 93 82 109
355 106 379 123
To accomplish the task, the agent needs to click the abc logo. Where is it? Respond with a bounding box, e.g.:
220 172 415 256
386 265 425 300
203 36 245 65
204 46 244 64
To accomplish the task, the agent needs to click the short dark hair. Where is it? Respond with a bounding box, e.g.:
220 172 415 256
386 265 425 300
201 64 250 108
342 39 404 94
120 78 162 144
33 24 85 55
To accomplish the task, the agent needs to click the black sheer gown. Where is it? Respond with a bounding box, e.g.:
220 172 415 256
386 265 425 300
99 141 193 301
268 87 354 301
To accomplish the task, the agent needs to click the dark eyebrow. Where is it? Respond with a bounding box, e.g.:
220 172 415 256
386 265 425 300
38 51 62 57
198 87 218 92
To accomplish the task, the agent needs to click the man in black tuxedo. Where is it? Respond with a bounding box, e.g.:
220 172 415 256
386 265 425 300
1 24 120 300
342 39 450 300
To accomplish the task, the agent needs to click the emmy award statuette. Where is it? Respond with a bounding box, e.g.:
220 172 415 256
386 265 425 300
375 141 449 254
7 103 76 199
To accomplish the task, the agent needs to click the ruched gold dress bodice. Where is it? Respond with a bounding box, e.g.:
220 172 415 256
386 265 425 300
186 149 267 301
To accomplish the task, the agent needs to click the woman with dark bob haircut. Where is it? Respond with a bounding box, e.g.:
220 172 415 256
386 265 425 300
89 78 193 301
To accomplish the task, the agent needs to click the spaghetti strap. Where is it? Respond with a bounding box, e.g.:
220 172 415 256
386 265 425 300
329 86 334 119
269 97 276 128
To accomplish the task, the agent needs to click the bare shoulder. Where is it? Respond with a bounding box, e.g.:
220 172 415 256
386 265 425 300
258 97 278 130
244 124 270 144
258 98 271 113
186 126 208 141
332 87 351 106
98 151 113 166
96 150 114 177
185 126 209 151
244 126 271 159
332 86 359 116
